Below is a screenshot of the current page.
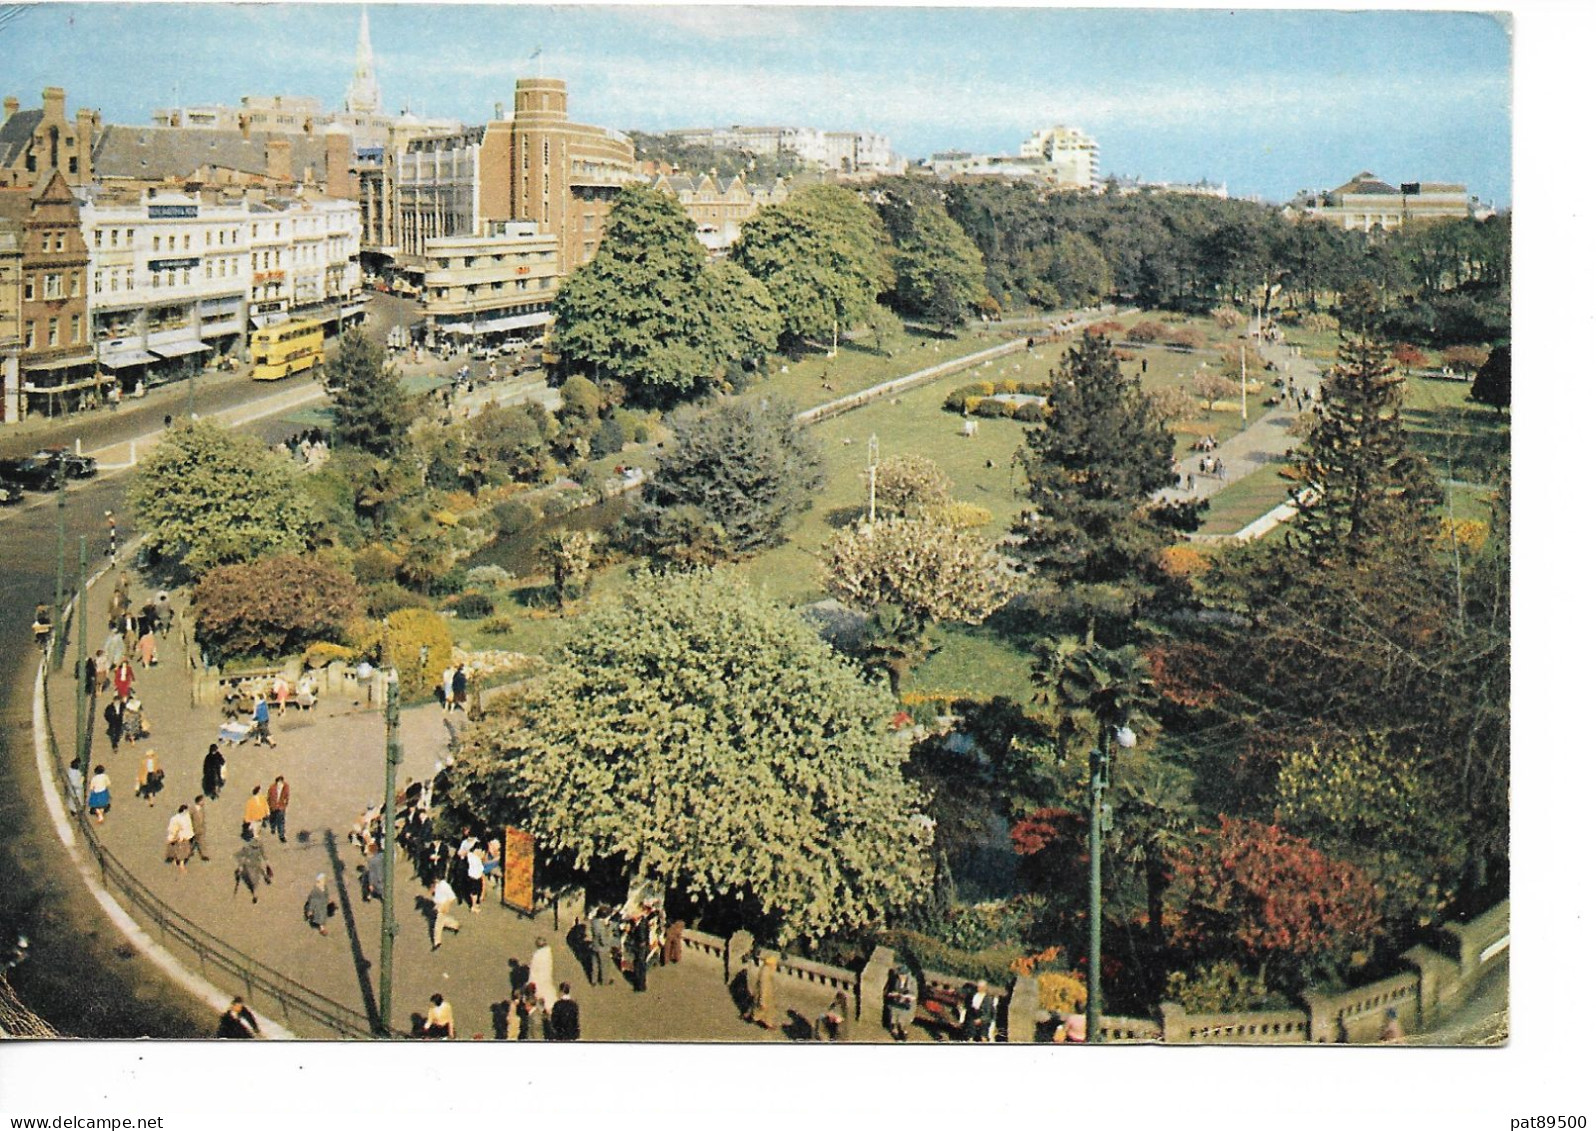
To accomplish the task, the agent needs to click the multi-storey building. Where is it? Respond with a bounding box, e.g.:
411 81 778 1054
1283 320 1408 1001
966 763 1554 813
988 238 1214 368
479 78 640 276
664 125 901 175
419 220 560 347
650 172 788 254
0 87 100 191
1296 171 1483 231
1018 125 1099 190
0 219 22 422
0 171 95 417
392 126 487 264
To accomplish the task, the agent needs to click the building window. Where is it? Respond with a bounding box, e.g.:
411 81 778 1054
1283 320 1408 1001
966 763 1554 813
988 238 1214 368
70 314 81 342
47 318 59 346
44 273 63 299
23 321 34 348
205 262 213 279
125 229 133 245
183 234 191 250
206 230 213 247
109 229 118 248
94 272 103 294
109 273 118 293
94 229 103 248
71 272 80 296
23 277 34 301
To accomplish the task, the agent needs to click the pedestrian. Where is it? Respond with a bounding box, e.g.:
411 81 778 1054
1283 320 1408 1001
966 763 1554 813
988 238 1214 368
748 953 778 1028
102 629 124 671
251 695 276 748
266 775 290 843
233 836 272 902
359 847 384 903
189 794 211 861
548 983 580 1042
588 906 613 986
1380 1007 1404 1043
86 764 112 824
155 590 172 636
664 919 684 965
103 697 126 754
439 664 455 711
65 759 84 817
422 992 454 1039
1185 472 1195 491
83 651 101 697
464 844 485 911
885 965 917 1041
816 991 850 1042
113 659 134 701
626 916 650 993
135 749 164 807
136 629 157 669
202 743 226 800
963 980 996 1042
216 997 261 1039
529 937 554 1006
303 874 333 936
242 785 269 840
164 803 194 874
452 665 468 715
430 876 460 950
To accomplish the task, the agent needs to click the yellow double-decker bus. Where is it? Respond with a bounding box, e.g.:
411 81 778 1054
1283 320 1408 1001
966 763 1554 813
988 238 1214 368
250 318 325 381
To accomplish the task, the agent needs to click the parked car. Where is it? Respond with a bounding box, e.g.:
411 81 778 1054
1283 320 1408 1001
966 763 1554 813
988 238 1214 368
0 457 63 491
0 480 24 506
32 447 98 479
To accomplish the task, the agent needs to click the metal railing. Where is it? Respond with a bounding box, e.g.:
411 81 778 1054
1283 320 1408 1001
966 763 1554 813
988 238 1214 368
40 590 388 1040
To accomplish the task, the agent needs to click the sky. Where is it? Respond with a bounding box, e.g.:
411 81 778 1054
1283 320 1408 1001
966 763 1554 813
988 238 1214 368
1 2 1513 206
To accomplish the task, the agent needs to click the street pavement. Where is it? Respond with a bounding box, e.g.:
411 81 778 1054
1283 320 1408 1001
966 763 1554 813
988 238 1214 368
47 572 859 1042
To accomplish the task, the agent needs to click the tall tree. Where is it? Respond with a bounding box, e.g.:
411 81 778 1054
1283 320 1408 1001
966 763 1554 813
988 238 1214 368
323 329 414 459
628 395 823 564
552 184 775 403
1017 332 1177 638
1470 343 1510 414
1289 286 1442 566
450 570 933 942
128 421 312 576
732 183 893 349
876 185 987 333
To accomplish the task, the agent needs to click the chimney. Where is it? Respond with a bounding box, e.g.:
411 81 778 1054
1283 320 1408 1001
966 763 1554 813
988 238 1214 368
265 135 291 183
3 97 18 124
41 86 66 123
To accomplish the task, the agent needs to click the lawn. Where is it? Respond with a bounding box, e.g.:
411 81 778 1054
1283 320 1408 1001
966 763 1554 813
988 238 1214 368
1401 373 1509 487
1198 463 1296 536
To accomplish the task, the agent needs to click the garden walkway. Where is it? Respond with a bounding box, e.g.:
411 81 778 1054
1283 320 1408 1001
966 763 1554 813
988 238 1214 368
44 573 871 1042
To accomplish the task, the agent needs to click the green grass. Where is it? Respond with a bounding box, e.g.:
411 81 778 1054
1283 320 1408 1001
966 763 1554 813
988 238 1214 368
1401 374 1509 486
1197 463 1296 536
740 324 1002 412
902 622 1037 706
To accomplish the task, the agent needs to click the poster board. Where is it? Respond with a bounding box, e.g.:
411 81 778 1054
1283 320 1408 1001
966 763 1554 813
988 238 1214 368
501 826 536 916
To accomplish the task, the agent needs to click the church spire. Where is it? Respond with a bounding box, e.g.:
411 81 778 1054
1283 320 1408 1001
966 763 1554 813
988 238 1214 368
345 7 381 114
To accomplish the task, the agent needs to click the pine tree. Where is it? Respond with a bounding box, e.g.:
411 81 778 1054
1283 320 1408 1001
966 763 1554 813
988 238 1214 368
1289 288 1441 566
323 328 414 459
1017 331 1176 638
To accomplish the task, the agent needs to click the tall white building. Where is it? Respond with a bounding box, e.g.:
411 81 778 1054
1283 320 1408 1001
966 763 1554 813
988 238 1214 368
1018 126 1099 190
80 189 362 384
664 125 902 174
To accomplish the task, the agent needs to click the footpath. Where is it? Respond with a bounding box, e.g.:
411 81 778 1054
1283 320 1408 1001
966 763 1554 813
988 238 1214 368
39 569 860 1042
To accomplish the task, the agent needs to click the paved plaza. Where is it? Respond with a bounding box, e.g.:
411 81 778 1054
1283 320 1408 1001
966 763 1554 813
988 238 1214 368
46 573 864 1042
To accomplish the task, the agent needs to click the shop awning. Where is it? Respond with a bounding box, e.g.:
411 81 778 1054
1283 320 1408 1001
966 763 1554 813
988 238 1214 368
149 340 211 360
23 354 93 372
478 311 550 333
99 349 158 369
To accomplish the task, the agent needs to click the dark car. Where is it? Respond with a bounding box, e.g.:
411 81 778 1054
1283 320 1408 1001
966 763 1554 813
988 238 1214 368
0 457 64 492
32 447 98 479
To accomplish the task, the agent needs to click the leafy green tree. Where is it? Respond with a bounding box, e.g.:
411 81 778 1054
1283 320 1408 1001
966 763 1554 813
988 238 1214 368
821 517 1016 695
551 185 777 403
324 329 415 459
628 395 823 563
876 186 987 332
733 184 893 349
1289 287 1442 566
702 259 781 382
874 454 952 518
450 570 934 941
458 402 555 490
1017 332 1177 638
192 554 362 662
540 529 595 610
1470 343 1510 414
128 421 312 576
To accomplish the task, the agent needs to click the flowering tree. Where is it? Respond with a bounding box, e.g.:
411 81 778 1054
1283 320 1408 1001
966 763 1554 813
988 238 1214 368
1171 816 1381 991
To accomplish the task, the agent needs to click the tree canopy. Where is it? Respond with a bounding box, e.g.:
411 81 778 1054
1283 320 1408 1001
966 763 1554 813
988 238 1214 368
324 328 415 459
628 395 823 564
128 421 312 576
732 183 893 349
451 570 933 941
552 185 778 404
192 553 362 662
875 181 988 333
1017 331 1177 636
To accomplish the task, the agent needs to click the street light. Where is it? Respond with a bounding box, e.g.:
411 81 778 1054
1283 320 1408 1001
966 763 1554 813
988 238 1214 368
378 667 401 1036
1087 717 1136 1044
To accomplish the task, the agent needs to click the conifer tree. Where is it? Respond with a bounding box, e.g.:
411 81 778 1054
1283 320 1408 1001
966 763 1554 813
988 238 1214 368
1017 331 1176 638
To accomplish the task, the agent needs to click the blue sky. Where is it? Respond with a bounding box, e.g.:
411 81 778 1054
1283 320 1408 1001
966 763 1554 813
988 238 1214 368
3 4 1512 205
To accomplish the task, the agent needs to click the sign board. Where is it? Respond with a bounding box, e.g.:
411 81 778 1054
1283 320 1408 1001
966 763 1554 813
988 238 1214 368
501 826 536 916
148 204 199 219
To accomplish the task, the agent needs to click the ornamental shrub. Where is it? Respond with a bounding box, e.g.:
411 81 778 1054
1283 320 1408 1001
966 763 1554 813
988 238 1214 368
350 543 402 585
303 641 356 669
381 607 454 699
365 581 431 618
481 616 514 636
1127 320 1167 342
465 564 515 589
450 591 496 620
492 499 541 537
192 554 362 663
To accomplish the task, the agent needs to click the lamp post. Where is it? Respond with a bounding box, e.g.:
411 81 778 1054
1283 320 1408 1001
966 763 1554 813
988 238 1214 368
52 476 66 670
1087 716 1135 1044
378 668 401 1036
72 537 88 782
